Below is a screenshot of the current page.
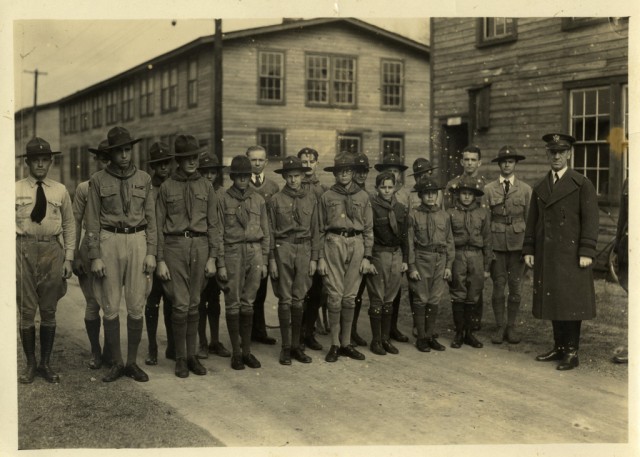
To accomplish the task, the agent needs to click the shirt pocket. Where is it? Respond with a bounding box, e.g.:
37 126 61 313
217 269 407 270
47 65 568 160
248 205 262 229
46 199 63 223
166 193 184 216
223 207 237 228
194 192 208 216
351 201 365 222
275 204 294 228
16 197 34 221
99 185 120 214
325 200 344 224
131 186 147 214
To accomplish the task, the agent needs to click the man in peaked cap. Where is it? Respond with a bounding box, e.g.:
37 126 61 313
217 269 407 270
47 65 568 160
85 126 157 383
484 146 532 345
317 152 374 363
143 142 175 366
523 133 599 370
16 137 76 384
268 156 319 365
72 139 111 370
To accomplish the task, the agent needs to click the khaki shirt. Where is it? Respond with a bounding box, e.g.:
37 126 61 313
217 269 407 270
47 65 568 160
448 203 493 271
444 174 488 209
16 176 76 261
484 177 532 252
407 205 454 272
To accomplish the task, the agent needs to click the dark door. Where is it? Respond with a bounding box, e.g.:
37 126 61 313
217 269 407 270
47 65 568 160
441 123 469 182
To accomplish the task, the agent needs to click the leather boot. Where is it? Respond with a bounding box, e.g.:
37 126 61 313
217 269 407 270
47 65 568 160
380 310 398 354
102 317 124 382
187 355 207 375
535 346 564 361
37 326 60 383
390 290 409 342
472 292 484 331
125 316 148 382
240 312 261 368
491 303 505 344
226 313 242 362
278 306 292 350
351 292 367 346
186 312 200 359
279 347 292 365
144 301 159 365
505 300 521 344
19 327 37 384
557 346 579 370
463 306 483 348
369 313 386 355
163 297 175 360
172 314 188 361
84 318 103 369
450 302 465 349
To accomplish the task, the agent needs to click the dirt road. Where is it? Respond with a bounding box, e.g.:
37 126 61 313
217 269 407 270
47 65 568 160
55 278 628 447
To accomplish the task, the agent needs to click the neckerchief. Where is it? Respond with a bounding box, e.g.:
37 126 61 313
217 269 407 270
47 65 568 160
172 169 202 221
226 185 254 228
371 194 399 236
105 164 137 216
151 173 165 188
330 182 361 221
455 200 479 237
281 185 308 226
416 203 440 241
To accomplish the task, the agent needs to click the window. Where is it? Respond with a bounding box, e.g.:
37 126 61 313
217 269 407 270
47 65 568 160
69 104 78 133
122 83 134 121
62 106 69 134
81 100 90 131
257 130 285 158
306 54 356 108
477 18 517 47
137 137 154 167
106 89 119 125
381 134 405 160
188 60 198 107
337 133 361 154
92 96 103 128
161 66 178 112
258 51 284 104
69 146 79 183
140 74 154 117
160 134 176 153
468 84 492 132
381 60 404 110
80 144 91 180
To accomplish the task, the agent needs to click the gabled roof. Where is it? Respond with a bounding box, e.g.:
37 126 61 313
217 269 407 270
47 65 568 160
56 18 429 104
15 100 59 118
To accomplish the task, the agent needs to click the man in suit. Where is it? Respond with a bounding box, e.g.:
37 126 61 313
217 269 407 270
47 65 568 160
523 133 599 371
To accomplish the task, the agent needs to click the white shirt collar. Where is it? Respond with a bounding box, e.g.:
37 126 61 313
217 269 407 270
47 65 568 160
252 172 264 183
499 176 514 185
553 166 568 180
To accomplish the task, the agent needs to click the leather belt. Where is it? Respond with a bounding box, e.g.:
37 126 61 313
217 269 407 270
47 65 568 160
17 234 57 242
166 231 207 238
415 245 448 254
491 215 524 225
327 228 362 238
276 234 311 244
102 224 147 234
373 244 401 253
457 245 482 251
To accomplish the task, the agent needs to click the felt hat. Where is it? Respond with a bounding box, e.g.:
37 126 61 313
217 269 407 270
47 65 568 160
274 155 312 174
174 135 206 157
324 152 357 172
448 175 485 196
412 176 445 193
19 137 62 158
353 152 371 171
197 154 225 170
374 153 408 172
228 155 253 174
147 142 174 163
491 145 526 163
104 126 141 151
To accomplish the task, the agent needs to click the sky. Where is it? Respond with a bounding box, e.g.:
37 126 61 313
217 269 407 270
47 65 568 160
13 18 429 111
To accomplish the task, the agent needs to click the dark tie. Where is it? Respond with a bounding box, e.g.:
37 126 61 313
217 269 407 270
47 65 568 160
554 172 560 185
504 180 510 195
31 181 47 223
254 174 262 186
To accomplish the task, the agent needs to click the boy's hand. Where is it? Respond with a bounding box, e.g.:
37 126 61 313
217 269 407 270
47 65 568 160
317 258 328 276
401 262 408 273
308 260 317 277
261 264 269 279
408 270 421 281
143 255 156 274
156 261 171 281
443 268 452 280
360 258 371 275
484 271 490 280
217 266 228 282
269 259 279 280
91 258 106 278
205 258 217 278
524 255 534 268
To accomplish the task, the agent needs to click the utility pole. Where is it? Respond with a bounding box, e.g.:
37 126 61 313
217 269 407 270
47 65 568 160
212 19 223 174
23 69 48 137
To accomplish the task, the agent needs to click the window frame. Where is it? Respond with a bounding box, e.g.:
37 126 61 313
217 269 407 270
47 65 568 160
106 88 119 125
305 53 358 109
187 59 198 108
257 50 286 105
380 133 405 161
139 73 154 118
161 65 179 113
380 59 405 111
476 18 518 48
336 132 362 154
92 95 103 128
121 82 135 122
256 129 286 159
80 99 90 131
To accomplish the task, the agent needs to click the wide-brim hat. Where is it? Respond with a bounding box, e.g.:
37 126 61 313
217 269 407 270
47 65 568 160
88 139 109 155
147 142 174 163
411 177 445 193
408 158 438 177
104 126 141 151
374 153 408 172
543 133 576 151
353 152 371 170
324 152 357 172
297 147 318 159
228 155 253 175
19 137 62 158
491 145 526 163
448 176 485 196
274 155 312 174
174 134 207 157
198 153 225 170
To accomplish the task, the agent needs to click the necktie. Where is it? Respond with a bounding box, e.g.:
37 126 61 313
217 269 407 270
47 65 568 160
254 174 262 186
30 181 47 223
504 180 510 195
554 173 559 185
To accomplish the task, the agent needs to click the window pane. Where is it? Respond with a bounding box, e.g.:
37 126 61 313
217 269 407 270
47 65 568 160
573 145 585 168
597 117 610 141
584 118 596 141
598 88 610 115
584 90 597 115
572 118 584 141
572 91 584 115
586 144 598 168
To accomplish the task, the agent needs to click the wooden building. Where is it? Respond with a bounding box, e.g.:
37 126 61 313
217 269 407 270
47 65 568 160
14 101 61 181
430 17 628 267
53 18 430 193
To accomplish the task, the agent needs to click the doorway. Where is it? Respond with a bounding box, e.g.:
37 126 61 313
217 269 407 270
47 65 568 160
441 123 469 182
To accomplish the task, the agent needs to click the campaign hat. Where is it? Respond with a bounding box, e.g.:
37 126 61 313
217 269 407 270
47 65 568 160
274 156 312 174
491 145 526 163
19 137 62 158
104 126 141 151
147 142 174 163
228 155 253 175
448 175 485 197
174 135 206 158
374 153 408 172
324 151 357 172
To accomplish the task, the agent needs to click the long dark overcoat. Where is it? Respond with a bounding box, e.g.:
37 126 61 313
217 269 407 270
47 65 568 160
522 169 599 320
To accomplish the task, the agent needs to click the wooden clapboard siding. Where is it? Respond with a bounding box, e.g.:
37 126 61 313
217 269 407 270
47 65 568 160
431 17 628 268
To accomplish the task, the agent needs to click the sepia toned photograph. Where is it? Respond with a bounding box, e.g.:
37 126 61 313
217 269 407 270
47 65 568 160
3 1 637 456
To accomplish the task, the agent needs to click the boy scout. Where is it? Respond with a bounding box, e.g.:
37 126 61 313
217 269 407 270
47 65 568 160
483 146 531 344
155 135 221 378
218 155 270 370
298 147 328 351
247 145 280 345
16 137 76 384
317 152 374 362
143 142 175 365
72 139 111 369
268 156 319 365
447 177 492 349
366 171 408 355
407 178 453 353
86 126 157 383
196 154 231 359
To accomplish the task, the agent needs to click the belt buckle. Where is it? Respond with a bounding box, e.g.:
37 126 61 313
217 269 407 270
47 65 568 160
123 227 130 234
184 231 191 238
505 216 512 225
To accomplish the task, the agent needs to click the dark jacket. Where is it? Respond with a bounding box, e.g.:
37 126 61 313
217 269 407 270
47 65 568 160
523 169 599 320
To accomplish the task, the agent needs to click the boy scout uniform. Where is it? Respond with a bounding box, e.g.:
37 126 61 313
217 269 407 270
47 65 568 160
483 146 531 344
85 127 157 383
319 152 374 362
16 138 76 384
219 155 271 370
156 135 222 378
268 156 319 365
143 142 175 365
407 178 453 353
447 177 492 349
